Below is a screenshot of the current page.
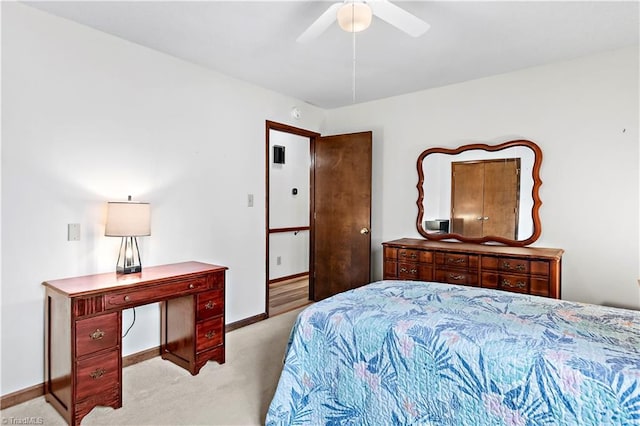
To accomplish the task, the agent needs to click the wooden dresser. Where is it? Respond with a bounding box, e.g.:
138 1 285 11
43 261 227 426
382 238 563 298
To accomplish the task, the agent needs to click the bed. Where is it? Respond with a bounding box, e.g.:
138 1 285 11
266 280 640 425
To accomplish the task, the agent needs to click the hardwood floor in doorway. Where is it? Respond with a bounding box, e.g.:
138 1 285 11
269 276 311 317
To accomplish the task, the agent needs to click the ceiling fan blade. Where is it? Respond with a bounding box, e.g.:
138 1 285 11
297 2 343 43
370 0 430 37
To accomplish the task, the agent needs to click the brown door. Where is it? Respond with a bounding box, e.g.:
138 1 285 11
451 159 519 239
482 159 520 238
312 131 372 301
451 162 484 237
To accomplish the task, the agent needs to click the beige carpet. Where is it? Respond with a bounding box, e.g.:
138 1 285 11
1 308 303 425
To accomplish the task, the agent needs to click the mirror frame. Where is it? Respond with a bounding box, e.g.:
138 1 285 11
416 139 543 247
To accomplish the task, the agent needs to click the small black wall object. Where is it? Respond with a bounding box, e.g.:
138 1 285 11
292 188 298 195
273 145 285 164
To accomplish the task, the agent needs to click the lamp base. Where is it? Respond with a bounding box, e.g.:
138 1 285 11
117 264 142 274
116 236 143 275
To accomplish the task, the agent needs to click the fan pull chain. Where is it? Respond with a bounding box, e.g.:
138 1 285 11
352 28 356 103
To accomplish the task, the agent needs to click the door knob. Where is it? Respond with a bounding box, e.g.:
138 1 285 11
360 227 369 235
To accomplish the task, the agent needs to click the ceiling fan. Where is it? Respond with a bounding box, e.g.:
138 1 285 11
297 0 430 43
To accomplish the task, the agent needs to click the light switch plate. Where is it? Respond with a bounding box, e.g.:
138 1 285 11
68 223 81 241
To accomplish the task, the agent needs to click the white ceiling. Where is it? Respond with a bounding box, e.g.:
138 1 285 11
25 1 639 109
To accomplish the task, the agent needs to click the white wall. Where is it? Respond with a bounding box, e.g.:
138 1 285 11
0 3 325 395
268 130 310 280
325 46 640 310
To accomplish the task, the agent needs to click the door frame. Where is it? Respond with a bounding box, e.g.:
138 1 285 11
265 121 320 317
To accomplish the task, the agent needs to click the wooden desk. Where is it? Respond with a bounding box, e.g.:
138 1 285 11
43 261 227 426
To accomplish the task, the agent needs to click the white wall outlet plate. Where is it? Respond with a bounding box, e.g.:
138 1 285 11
68 223 81 241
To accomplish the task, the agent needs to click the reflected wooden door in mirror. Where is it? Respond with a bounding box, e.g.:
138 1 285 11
417 140 542 246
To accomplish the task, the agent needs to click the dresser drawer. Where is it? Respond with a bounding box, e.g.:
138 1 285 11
196 317 224 352
530 276 550 297
384 247 398 260
498 274 529 294
76 349 119 400
196 290 223 320
75 313 119 357
383 260 398 278
499 258 530 274
398 249 420 262
482 256 530 273
435 269 478 286
436 253 472 268
106 276 209 308
398 263 419 280
398 249 432 263
483 272 529 294
530 261 550 277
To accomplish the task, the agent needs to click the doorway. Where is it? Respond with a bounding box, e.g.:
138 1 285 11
265 121 372 316
266 123 316 316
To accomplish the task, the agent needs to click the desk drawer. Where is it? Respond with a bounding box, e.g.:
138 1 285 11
196 290 224 320
76 349 119 400
208 271 225 290
76 313 119 357
196 317 224 352
106 277 208 308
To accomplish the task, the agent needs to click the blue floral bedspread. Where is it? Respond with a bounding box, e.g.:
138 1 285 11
266 281 640 425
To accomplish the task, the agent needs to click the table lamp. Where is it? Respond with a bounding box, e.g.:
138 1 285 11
105 196 151 274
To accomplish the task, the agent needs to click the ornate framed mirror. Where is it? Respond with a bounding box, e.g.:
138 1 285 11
416 140 542 246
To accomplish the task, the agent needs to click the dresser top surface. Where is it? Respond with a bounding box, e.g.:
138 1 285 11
383 238 564 259
43 261 227 297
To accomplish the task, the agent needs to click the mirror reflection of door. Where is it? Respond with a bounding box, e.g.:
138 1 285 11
451 158 520 239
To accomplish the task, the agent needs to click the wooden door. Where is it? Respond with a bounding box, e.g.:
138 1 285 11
451 162 484 237
451 159 519 239
312 132 372 301
482 159 520 238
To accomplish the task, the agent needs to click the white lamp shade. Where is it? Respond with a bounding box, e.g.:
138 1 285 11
105 202 151 237
337 2 372 33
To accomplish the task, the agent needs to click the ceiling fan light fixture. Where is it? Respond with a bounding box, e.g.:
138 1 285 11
337 2 372 33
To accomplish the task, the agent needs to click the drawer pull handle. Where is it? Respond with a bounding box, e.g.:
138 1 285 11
205 301 216 310
401 252 417 259
90 329 105 340
205 330 216 339
502 279 526 289
502 262 526 271
410 269 417 274
448 258 465 264
124 295 130 302
400 267 408 273
90 368 106 379
449 274 464 281
189 283 195 289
